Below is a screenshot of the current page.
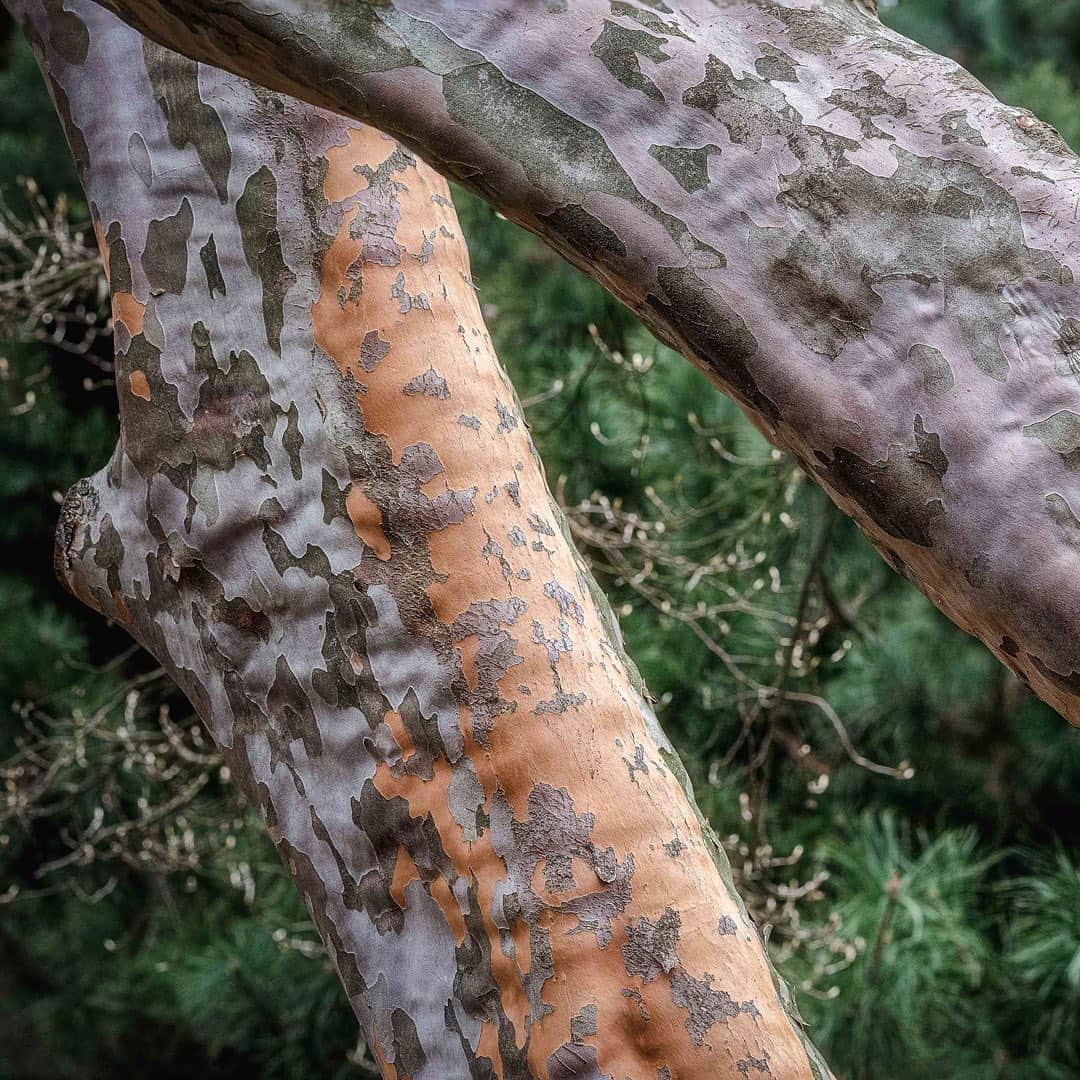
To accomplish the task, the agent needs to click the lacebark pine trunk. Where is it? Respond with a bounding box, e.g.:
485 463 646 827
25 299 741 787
11 1 831 1077
85 0 1080 727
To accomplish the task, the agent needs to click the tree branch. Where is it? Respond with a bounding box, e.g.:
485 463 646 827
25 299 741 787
89 0 1080 725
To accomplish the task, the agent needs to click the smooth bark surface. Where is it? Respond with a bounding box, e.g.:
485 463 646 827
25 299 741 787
11 1 830 1076
89 0 1080 725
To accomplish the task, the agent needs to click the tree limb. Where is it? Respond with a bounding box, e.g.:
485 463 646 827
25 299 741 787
89 0 1080 724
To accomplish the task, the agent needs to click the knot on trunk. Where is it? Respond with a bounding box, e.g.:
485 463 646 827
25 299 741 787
53 473 128 623
54 476 101 597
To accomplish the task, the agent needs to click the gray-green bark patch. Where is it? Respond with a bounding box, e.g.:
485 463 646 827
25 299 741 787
236 165 296 354
142 196 192 295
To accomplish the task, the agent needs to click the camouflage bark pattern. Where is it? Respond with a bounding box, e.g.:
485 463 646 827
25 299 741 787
88 0 1080 726
11 1 831 1075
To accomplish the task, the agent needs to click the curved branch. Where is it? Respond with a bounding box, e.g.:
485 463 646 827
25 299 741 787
90 0 1080 724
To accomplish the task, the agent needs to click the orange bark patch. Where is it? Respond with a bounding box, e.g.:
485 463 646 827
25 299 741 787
128 369 151 401
428 874 467 946
345 485 391 560
321 126 385 202
92 216 108 277
111 590 131 627
380 709 411 755
389 845 422 912
112 291 144 337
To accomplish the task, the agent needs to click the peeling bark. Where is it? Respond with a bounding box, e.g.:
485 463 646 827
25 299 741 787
88 0 1080 725
11 1 831 1076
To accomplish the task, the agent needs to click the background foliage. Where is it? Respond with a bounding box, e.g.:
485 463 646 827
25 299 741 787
3 3 1080 1077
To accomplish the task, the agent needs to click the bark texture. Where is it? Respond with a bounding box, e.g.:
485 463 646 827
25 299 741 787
12 1 831 1076
88 0 1080 725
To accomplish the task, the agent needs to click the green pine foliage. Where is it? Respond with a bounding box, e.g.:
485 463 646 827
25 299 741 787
1003 846 1080 1068
797 814 997 1078
2 4 1080 1076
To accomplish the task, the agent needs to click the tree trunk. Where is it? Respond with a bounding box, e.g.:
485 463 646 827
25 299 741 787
87 0 1080 726
10 1 830 1076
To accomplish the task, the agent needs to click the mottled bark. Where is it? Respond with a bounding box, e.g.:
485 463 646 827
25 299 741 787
11 1 830 1076
86 0 1080 726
